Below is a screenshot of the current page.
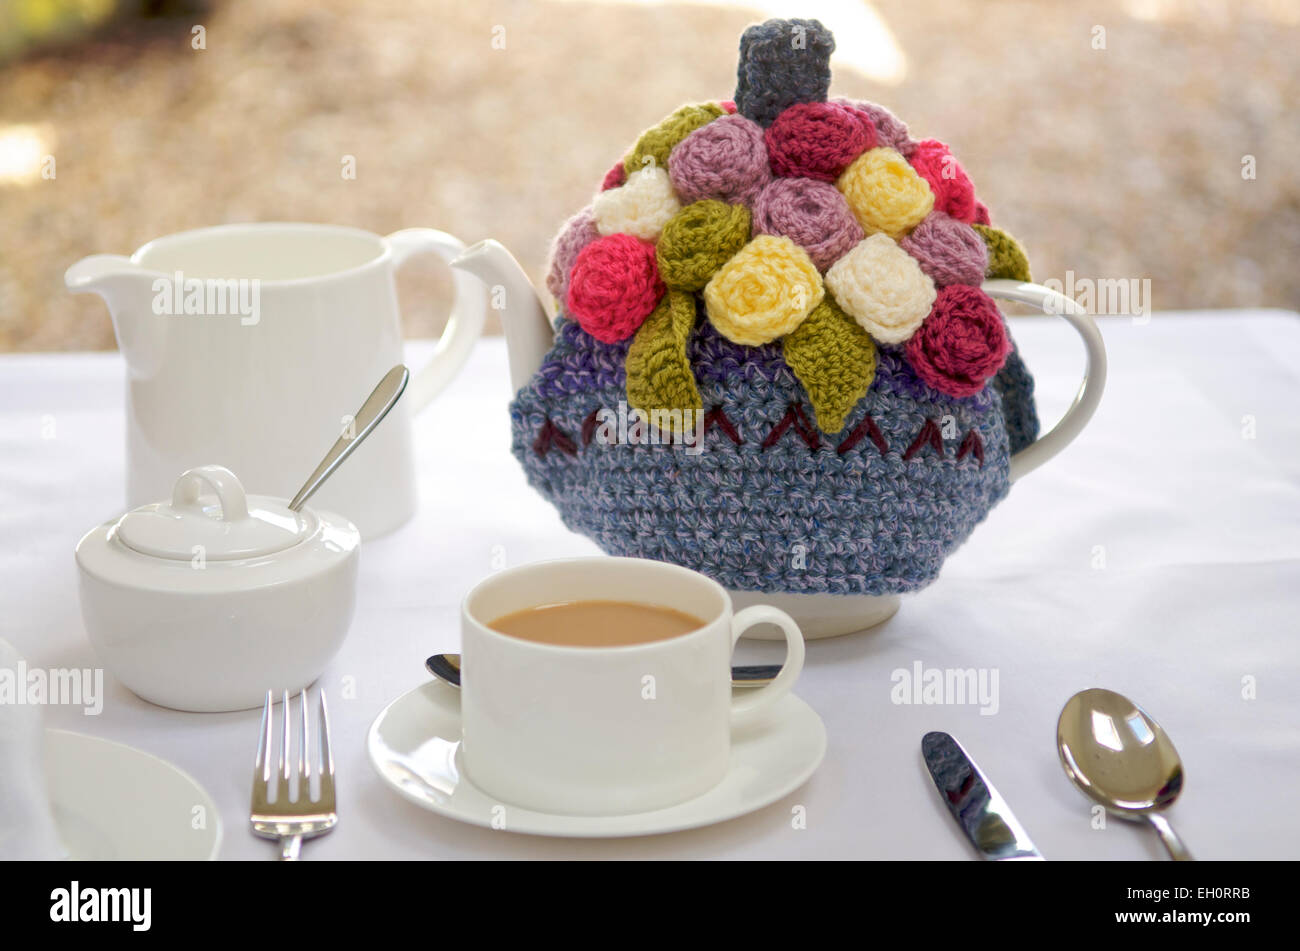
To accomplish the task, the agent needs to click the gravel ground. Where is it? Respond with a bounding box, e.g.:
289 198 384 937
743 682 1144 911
1 0 1296 351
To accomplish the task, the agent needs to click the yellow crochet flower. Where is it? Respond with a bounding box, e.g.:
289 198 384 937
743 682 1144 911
703 235 824 346
836 147 934 239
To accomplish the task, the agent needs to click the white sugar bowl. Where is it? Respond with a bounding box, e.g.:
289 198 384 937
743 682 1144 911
75 465 360 713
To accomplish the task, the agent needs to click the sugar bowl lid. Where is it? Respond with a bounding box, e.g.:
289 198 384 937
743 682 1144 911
115 465 311 561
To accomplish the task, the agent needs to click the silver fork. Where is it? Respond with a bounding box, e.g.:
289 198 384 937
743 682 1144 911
250 688 337 860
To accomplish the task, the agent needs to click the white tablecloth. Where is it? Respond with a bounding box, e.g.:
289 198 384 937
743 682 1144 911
3 311 1298 860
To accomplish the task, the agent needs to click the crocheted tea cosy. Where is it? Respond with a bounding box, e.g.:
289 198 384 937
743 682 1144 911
513 18 1040 596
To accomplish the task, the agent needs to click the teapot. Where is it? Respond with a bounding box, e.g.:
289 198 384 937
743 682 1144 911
67 222 486 538
450 18 1107 638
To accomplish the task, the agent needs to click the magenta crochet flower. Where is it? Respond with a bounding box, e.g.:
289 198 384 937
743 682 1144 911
668 114 771 206
764 101 874 182
908 139 979 223
566 233 665 343
900 211 988 287
905 284 1010 397
601 161 626 191
752 177 863 271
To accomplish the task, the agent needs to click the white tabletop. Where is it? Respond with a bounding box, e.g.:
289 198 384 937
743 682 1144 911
3 311 1299 860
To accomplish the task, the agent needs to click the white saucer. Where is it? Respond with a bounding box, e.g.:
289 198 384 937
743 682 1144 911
367 680 827 838
46 729 222 860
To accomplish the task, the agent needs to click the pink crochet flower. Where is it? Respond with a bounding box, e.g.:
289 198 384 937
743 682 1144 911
601 161 626 191
908 139 979 223
905 285 1009 397
545 206 599 301
899 211 988 287
764 101 874 182
669 114 771 205
832 98 916 157
752 177 863 271
720 100 737 114
566 234 664 343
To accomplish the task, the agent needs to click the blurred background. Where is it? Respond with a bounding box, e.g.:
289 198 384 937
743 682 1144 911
1 0 1296 351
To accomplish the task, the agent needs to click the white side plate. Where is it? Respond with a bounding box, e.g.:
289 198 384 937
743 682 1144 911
46 729 222 860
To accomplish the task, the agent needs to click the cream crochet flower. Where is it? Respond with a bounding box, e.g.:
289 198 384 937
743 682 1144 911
825 233 936 344
593 166 682 241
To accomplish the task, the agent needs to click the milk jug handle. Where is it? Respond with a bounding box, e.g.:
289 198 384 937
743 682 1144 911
982 280 1107 482
385 229 488 412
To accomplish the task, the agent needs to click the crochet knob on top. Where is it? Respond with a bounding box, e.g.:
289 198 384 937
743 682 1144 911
734 19 836 127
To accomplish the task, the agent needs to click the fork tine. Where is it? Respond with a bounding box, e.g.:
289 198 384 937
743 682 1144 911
278 688 291 803
252 689 272 804
318 688 335 802
298 687 311 798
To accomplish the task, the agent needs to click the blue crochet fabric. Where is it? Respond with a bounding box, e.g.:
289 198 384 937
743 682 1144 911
734 18 835 127
991 345 1039 454
510 306 1035 596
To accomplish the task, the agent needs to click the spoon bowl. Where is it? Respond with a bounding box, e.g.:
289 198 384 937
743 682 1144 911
1057 688 1192 860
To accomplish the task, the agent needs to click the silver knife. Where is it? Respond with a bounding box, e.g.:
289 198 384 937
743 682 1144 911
921 731 1044 861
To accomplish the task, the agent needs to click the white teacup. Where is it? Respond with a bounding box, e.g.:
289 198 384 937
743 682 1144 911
460 557 806 816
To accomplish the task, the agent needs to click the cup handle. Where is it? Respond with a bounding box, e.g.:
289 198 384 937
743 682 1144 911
385 229 488 412
729 606 806 727
982 279 1108 482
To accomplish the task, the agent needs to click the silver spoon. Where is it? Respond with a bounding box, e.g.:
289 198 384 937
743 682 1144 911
289 366 410 512
425 653 780 689
1057 688 1193 860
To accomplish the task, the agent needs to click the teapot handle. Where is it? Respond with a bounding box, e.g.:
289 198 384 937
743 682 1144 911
385 229 488 412
981 279 1107 482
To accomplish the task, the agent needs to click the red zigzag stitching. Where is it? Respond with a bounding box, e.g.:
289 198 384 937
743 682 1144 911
537 411 984 468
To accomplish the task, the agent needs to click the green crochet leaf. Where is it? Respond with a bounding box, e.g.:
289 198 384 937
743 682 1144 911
974 224 1032 283
626 290 702 428
782 296 878 434
624 103 726 177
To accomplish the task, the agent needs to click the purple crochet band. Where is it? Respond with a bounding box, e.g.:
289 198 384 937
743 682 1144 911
534 308 995 413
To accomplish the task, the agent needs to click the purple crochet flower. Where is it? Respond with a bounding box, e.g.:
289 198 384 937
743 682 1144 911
669 114 771 206
832 98 917 157
900 211 989 287
752 177 864 271
544 207 599 301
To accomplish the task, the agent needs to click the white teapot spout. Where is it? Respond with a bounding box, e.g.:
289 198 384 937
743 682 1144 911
450 240 554 393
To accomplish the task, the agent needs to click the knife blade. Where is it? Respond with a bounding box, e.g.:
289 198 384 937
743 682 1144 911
921 731 1044 861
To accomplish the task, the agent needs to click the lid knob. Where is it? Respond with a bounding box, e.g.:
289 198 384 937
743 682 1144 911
734 18 836 128
171 465 250 522
115 464 310 561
